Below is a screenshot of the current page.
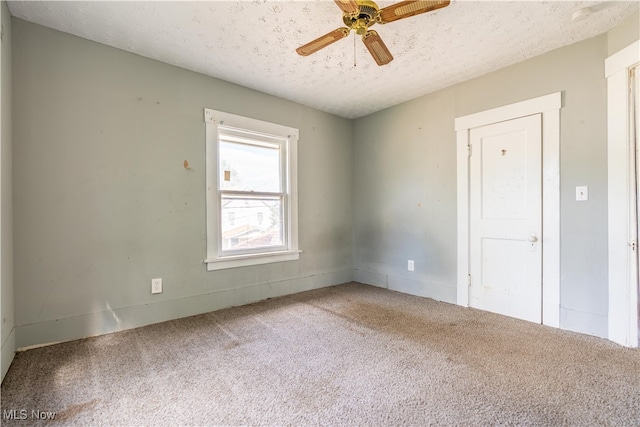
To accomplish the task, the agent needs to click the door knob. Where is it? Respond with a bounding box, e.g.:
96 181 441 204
528 233 538 243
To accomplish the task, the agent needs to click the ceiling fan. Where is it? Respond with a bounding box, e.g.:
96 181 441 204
296 0 450 66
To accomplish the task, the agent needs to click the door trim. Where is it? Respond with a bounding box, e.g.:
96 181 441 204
606 40 639 348
455 92 561 327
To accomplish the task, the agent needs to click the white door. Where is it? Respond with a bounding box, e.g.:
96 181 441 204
469 114 542 323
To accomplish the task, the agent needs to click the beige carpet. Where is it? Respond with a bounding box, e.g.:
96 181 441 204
2 282 639 426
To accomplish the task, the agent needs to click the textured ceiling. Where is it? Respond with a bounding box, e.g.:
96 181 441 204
7 1 639 119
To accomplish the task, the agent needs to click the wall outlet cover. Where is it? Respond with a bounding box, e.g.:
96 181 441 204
151 278 163 294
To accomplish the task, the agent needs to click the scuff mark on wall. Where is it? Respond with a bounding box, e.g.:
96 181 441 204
38 272 64 319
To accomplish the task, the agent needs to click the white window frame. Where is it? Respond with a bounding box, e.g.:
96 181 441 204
204 108 300 271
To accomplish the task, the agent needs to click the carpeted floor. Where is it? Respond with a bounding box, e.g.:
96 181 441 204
2 282 639 426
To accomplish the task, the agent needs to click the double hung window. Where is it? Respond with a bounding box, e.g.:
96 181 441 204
204 109 299 270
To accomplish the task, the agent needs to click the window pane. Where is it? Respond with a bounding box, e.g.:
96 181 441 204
221 195 283 251
219 140 281 192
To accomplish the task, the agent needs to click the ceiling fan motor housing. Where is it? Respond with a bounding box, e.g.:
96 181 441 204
343 0 380 35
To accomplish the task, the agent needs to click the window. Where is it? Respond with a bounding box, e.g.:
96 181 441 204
204 109 300 270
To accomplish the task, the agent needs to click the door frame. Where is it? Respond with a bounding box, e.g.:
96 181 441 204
455 92 561 327
606 40 640 348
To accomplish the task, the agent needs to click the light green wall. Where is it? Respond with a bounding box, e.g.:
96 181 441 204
1 0 14 381
12 19 353 349
353 34 611 338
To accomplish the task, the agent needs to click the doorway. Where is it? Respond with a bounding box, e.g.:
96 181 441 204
455 92 561 327
606 40 640 348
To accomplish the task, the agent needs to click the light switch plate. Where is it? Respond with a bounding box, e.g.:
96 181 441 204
576 186 588 201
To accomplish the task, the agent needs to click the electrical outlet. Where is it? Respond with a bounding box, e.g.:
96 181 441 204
151 278 163 294
408 260 415 271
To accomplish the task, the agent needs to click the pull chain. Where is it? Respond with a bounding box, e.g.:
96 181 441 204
353 32 357 67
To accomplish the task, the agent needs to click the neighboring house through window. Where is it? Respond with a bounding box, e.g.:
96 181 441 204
204 108 300 270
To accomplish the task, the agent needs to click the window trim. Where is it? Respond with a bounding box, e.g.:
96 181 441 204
204 108 300 271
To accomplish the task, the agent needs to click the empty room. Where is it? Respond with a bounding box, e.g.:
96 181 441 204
1 0 639 425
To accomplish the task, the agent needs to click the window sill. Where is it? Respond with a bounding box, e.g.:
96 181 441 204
205 250 302 271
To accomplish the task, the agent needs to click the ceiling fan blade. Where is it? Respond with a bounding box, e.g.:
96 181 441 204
362 30 393 66
296 27 351 56
378 0 450 24
334 0 359 14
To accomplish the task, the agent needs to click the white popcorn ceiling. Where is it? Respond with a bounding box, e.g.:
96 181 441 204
7 1 639 119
